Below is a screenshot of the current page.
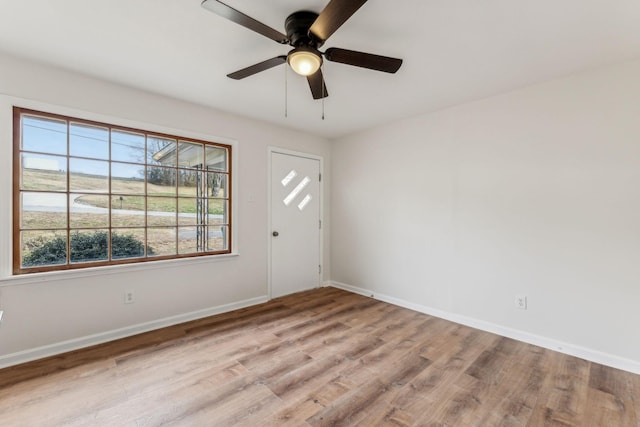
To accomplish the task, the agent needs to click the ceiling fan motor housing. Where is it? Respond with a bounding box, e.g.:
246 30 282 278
285 11 322 48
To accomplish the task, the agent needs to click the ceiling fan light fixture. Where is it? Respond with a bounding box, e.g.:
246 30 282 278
288 47 322 76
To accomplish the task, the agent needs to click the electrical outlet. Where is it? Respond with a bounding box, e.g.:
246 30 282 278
124 290 135 304
515 295 527 310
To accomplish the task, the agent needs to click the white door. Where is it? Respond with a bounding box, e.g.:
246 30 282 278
270 151 321 298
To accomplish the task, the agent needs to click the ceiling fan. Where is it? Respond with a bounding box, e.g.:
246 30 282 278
201 0 403 99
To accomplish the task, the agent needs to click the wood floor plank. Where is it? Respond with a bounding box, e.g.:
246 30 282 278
353 403 415 427
245 349 314 384
475 344 550 426
0 366 126 426
387 327 501 421
340 299 402 329
0 287 638 426
583 387 636 427
306 377 390 426
263 398 319 426
266 354 354 400
527 352 591 426
585 363 638 426
633 371 640 423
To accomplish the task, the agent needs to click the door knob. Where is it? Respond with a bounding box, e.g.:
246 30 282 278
272 231 279 237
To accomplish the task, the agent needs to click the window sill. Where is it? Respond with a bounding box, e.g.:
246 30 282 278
0 252 240 287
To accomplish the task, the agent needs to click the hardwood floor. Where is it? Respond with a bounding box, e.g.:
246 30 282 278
1 287 638 426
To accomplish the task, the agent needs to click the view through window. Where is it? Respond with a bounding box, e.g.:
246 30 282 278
13 107 232 274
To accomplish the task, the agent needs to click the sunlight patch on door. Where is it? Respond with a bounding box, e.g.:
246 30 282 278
297 194 312 211
281 170 297 187
283 176 310 206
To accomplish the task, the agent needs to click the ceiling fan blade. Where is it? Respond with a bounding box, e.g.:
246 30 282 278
324 48 403 73
309 0 368 42
307 69 329 99
227 56 287 80
201 0 288 44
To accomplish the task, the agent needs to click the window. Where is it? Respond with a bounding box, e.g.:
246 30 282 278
13 107 232 274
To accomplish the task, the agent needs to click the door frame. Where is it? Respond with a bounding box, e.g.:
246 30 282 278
267 147 324 300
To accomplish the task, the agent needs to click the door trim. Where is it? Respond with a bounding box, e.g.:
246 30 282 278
267 147 324 300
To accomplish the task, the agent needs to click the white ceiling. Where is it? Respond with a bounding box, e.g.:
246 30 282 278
1 0 639 139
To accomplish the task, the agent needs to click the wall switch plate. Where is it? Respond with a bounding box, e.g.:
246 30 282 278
0 310 3 322
515 295 527 310
124 290 135 304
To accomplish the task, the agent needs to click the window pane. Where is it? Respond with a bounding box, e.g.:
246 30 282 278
22 211 68 230
22 115 67 155
21 192 67 229
205 146 227 171
111 130 145 163
21 153 67 191
177 169 200 197
207 226 228 252
178 198 199 225
70 158 109 192
70 194 109 228
111 195 145 227
112 229 147 260
21 230 68 268
147 227 177 256
178 226 200 254
112 194 145 211
70 230 108 263
147 166 176 196
177 141 204 169
112 162 145 195
207 199 227 224
147 136 176 166
207 172 228 198
147 197 176 226
69 123 109 159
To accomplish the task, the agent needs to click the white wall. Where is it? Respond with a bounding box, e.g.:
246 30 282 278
0 52 331 365
331 59 640 373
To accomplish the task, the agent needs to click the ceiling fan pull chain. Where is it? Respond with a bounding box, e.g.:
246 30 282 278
321 63 325 120
284 63 288 118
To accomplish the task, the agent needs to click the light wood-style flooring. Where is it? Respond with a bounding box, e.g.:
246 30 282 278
1 287 639 426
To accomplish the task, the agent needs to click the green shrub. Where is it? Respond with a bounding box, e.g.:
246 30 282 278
23 234 67 266
23 231 154 266
112 232 153 259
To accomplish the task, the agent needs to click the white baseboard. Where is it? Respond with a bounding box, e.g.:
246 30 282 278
0 295 269 369
327 281 640 375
